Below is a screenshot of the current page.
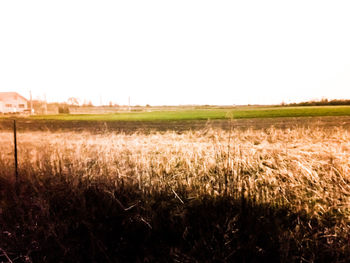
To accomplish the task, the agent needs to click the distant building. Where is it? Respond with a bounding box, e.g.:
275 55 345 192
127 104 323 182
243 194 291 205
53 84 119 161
0 92 29 113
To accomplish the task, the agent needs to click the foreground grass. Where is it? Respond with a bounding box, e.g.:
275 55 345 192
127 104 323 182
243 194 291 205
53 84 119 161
1 127 350 262
27 105 350 121
2 174 347 262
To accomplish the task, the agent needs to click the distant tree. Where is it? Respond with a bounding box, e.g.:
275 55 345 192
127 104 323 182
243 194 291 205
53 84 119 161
67 97 80 106
286 98 350 107
58 105 70 114
82 100 94 107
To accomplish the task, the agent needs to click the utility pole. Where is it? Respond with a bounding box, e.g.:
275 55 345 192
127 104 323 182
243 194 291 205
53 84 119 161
128 96 131 111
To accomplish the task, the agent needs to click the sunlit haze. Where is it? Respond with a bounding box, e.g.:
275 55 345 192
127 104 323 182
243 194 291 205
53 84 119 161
1 1 350 106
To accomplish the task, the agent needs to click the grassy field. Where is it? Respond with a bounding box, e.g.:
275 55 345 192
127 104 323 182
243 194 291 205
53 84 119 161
1 126 350 261
26 105 350 121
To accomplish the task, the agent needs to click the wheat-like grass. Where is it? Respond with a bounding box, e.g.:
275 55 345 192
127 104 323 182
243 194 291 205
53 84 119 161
1 127 350 221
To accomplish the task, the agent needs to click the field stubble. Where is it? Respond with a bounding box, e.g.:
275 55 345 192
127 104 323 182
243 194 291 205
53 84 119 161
2 116 350 133
1 126 350 261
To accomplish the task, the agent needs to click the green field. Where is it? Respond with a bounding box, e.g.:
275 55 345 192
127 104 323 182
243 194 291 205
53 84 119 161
28 105 350 121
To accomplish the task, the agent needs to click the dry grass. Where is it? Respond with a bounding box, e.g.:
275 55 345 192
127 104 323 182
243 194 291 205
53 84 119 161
1 126 350 261
1 127 350 216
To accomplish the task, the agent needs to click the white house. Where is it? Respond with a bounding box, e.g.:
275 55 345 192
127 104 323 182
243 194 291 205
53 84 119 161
0 92 29 113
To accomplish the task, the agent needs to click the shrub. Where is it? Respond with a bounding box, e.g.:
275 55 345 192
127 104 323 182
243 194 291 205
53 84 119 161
58 105 70 114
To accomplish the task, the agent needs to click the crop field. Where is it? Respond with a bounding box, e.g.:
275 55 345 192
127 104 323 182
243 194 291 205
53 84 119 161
2 107 350 134
26 105 350 121
1 121 350 262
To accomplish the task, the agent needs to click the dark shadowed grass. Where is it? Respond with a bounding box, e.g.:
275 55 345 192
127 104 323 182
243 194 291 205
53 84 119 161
1 169 350 263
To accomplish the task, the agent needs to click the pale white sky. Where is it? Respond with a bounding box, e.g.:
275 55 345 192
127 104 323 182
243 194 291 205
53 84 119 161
1 1 350 106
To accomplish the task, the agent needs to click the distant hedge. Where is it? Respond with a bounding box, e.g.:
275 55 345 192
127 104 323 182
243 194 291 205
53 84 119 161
287 99 350 107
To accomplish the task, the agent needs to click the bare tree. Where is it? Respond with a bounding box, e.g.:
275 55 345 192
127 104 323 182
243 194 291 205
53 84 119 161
67 97 80 106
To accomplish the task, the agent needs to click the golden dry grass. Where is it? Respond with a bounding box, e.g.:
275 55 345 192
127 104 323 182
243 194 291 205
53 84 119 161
1 126 350 220
2 126 350 261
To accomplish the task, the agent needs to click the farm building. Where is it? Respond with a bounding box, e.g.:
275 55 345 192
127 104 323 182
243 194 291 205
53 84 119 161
0 92 29 113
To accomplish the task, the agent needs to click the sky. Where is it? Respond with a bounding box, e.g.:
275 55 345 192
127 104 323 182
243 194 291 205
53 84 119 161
1 1 350 106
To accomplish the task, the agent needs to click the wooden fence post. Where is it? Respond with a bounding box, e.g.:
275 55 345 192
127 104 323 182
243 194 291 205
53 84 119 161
14 120 18 183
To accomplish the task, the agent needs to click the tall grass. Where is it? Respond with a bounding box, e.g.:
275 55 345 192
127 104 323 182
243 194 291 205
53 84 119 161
1 127 350 262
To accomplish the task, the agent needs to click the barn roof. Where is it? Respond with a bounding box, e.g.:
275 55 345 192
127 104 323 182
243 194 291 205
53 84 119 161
0 92 28 102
